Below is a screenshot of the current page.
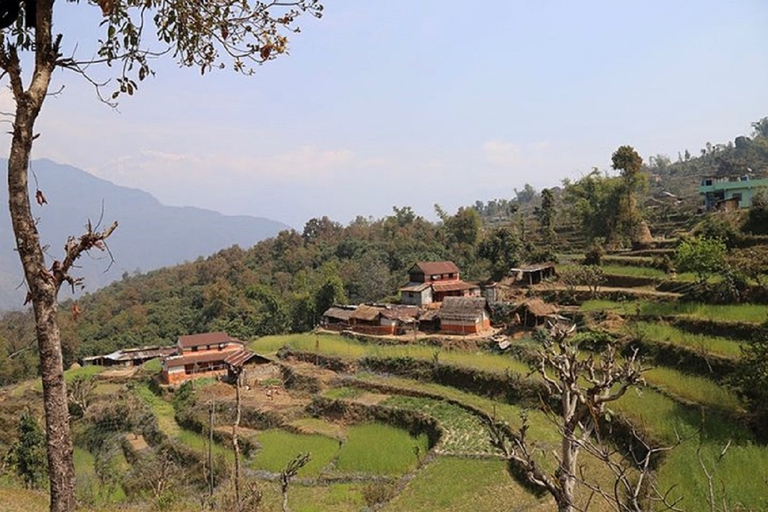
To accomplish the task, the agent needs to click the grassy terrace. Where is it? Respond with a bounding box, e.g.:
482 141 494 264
614 386 768 511
134 383 233 462
642 367 744 412
560 263 669 279
580 299 768 324
629 321 744 358
385 457 548 512
261 333 767 512
250 333 532 375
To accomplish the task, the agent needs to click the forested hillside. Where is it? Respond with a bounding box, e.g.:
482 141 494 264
0 205 536 384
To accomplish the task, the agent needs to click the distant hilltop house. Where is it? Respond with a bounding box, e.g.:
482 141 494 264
399 261 480 306
700 174 768 211
161 331 267 385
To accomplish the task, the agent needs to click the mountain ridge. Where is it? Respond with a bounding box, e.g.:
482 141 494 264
0 159 290 310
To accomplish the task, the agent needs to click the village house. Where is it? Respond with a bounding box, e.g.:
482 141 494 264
347 304 419 335
399 261 480 306
161 331 246 385
437 296 492 335
700 174 768 211
321 305 357 331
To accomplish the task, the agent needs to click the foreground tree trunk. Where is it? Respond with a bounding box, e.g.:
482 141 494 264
3 2 76 510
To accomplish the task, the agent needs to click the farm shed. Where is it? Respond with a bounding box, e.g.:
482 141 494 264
512 299 560 327
509 264 557 285
81 346 176 367
438 297 492 335
321 306 356 330
224 349 277 385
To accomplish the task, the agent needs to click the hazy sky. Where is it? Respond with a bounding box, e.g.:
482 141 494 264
2 1 767 229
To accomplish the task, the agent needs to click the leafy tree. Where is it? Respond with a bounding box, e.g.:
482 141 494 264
611 145 647 246
514 183 537 204
561 170 623 241
0 1 323 510
734 324 768 440
534 188 556 238
314 275 347 321
478 227 522 281
752 117 768 138
745 189 768 235
7 411 47 489
675 236 727 285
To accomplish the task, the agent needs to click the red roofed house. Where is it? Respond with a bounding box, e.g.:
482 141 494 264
161 331 245 385
399 261 480 306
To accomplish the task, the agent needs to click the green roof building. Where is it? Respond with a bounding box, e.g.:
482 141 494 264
700 174 768 211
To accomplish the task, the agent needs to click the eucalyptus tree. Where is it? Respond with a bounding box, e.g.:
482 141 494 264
0 2 322 510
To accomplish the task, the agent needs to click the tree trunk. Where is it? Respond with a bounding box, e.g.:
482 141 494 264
4 2 76 509
8 103 76 512
558 432 577 512
233 371 242 510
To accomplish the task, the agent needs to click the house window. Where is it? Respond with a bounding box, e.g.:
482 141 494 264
192 346 198 352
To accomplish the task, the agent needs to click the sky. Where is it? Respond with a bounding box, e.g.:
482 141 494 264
1 0 767 229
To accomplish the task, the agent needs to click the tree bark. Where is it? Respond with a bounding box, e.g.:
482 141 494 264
4 1 76 510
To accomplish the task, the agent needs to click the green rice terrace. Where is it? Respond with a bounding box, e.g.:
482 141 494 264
2 247 768 511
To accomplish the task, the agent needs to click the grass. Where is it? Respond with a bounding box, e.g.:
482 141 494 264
134 383 232 461
613 386 768 511
382 395 495 455
560 263 667 279
256 481 366 512
250 429 339 476
141 358 162 373
30 365 107 392
336 423 429 476
642 367 744 412
630 321 744 358
580 299 768 324
385 456 548 512
288 418 347 441
254 333 531 376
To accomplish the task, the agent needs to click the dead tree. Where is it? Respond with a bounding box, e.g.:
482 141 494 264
487 323 645 512
280 452 311 512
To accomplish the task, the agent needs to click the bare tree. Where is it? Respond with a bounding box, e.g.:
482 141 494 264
0 2 322 511
67 375 96 418
486 323 645 512
280 452 311 512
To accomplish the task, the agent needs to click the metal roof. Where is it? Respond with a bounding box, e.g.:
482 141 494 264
349 304 383 322
164 350 238 368
432 281 478 293
398 282 432 293
178 331 239 349
438 297 489 322
323 307 355 321
409 261 460 276
223 349 269 368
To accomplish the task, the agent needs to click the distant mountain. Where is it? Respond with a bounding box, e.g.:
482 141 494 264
0 159 290 310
